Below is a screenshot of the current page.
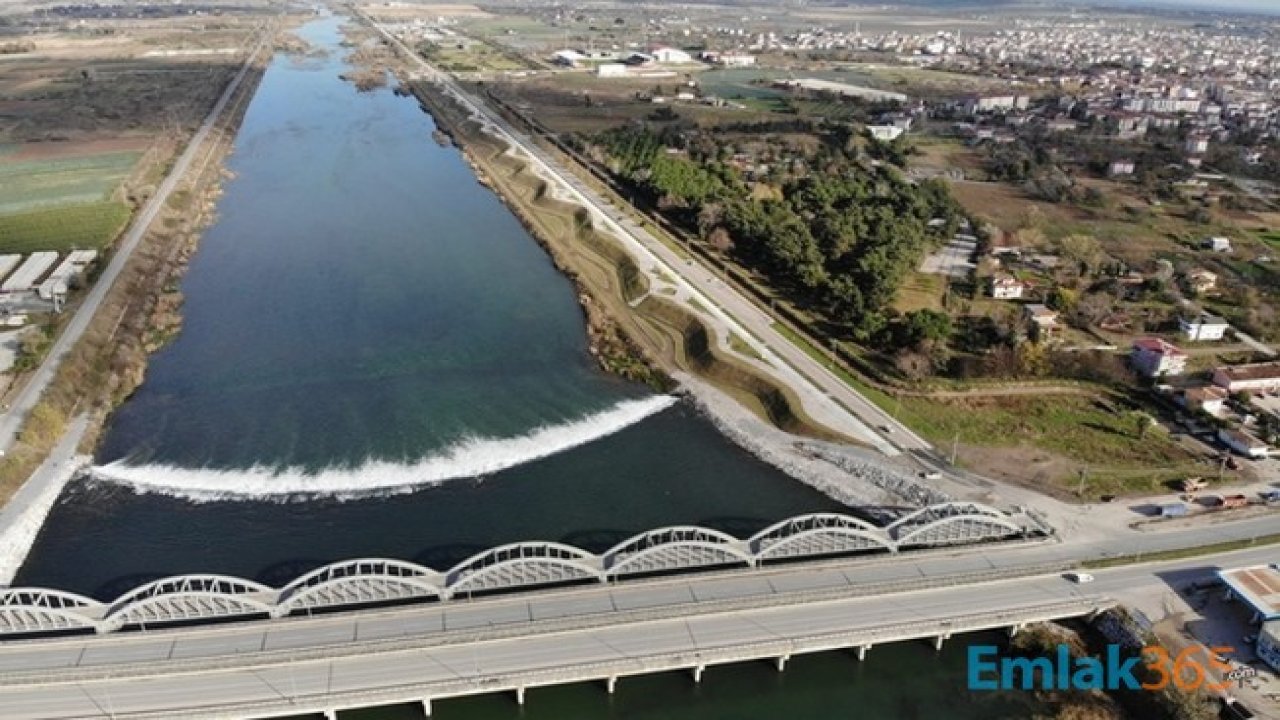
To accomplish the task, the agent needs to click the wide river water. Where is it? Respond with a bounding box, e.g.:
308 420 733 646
13 15 1045 719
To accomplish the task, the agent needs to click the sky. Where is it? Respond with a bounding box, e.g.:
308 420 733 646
1071 0 1280 14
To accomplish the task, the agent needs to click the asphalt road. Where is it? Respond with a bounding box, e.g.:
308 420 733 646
0 543 1274 719
0 25 273 456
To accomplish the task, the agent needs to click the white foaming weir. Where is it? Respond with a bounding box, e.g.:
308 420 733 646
89 396 677 502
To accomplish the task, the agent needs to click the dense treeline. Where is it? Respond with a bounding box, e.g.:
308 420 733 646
596 125 962 338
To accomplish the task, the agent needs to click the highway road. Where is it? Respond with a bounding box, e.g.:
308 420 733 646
0 544 1274 719
0 24 274 456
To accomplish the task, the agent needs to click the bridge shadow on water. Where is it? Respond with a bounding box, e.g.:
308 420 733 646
91 572 170 603
255 558 331 587
410 544 491 572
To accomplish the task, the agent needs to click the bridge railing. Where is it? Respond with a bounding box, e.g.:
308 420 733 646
0 505 1050 637
0 559 1078 685
156 598 1113 720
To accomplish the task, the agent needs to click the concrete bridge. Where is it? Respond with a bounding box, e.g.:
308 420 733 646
0 550 1112 720
0 503 1047 636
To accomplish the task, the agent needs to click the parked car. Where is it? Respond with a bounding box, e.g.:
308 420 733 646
1064 572 1095 584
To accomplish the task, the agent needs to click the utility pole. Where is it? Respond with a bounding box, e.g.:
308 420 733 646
1077 464 1090 498
950 431 959 465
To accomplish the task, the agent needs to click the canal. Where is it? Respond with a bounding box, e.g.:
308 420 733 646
13 12 1047 718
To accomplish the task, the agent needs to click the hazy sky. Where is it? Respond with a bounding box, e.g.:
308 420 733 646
1087 0 1280 14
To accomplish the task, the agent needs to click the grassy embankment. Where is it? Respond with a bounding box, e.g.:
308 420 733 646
410 82 845 442
771 321 1207 499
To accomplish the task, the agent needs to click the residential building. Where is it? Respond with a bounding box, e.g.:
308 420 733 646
1217 564 1280 625
1217 427 1269 458
1184 269 1217 294
1178 385 1227 416
1212 361 1280 393
1179 311 1229 342
1023 304 1059 341
717 53 755 67
651 47 693 64
1203 236 1232 252
989 274 1025 300
1107 159 1136 176
1185 133 1210 154
1261 621 1280 673
550 49 585 67
964 95 1028 114
1131 337 1188 378
867 125 905 142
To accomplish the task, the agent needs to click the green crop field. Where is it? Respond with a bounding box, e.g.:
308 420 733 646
0 202 131 254
0 151 141 215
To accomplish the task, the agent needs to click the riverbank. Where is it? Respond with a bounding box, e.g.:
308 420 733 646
0 25 279 507
399 77 942 508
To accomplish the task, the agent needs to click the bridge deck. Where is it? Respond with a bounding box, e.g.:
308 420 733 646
0 551 1120 720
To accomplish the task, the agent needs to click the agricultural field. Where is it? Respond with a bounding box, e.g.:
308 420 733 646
0 148 142 214
0 139 148 253
0 201 131 254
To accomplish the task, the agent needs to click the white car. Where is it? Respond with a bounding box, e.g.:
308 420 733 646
1064 572 1095 584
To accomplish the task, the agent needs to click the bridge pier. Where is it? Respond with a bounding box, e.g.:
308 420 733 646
1008 622 1026 638
606 675 618 694
323 711 337 720
692 663 706 683
516 686 526 706
933 633 950 651
422 699 433 717
775 654 790 672
856 644 871 661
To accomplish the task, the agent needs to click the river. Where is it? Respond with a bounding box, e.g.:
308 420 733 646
12 14 1043 718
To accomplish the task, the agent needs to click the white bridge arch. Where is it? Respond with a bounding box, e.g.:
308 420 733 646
276 558 445 616
603 526 753 578
0 503 1045 636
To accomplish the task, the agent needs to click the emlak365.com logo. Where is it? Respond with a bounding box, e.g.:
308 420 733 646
968 643 1254 692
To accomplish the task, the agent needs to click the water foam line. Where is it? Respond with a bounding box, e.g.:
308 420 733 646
88 395 677 502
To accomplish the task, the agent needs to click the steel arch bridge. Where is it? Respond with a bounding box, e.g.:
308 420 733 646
0 503 1045 637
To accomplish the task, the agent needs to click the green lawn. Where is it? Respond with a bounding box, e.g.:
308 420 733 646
0 202 132 254
0 151 141 215
770 320 1202 490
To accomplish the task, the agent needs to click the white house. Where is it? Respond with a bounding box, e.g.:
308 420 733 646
551 49 586 67
651 47 693 64
597 63 628 78
718 53 755 67
1131 337 1188 378
1179 385 1228 416
1218 427 1269 459
867 125 905 142
1213 361 1280 394
1023 304 1060 341
1179 311 1229 342
1203 236 1232 253
1107 160 1136 176
989 274 1025 300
